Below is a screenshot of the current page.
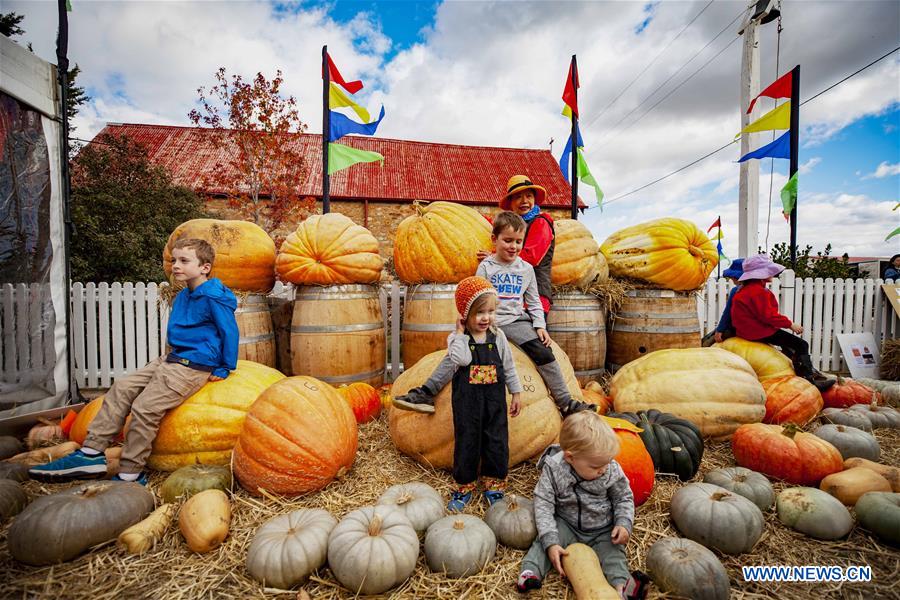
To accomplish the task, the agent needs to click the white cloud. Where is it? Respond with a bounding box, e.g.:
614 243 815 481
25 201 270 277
862 161 900 179
799 157 822 175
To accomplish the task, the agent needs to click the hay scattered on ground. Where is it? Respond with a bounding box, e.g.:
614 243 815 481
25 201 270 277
880 338 900 381
1 421 898 599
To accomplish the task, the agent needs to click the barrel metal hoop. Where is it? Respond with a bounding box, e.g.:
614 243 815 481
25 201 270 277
315 368 385 384
239 333 275 344
402 323 456 332
616 311 698 319
574 367 607 377
235 305 269 314
550 305 604 312
610 324 700 334
407 293 457 301
546 325 607 333
625 289 680 298
291 323 383 333
296 293 378 301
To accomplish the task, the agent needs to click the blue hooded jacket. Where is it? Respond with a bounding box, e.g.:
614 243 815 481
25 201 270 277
167 278 239 379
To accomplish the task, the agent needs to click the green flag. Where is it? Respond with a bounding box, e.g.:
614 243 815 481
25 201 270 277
576 147 604 210
66 0 72 10
327 142 384 175
780 172 798 217
887 226 900 241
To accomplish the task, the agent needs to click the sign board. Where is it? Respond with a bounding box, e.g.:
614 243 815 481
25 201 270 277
882 284 900 319
836 332 880 379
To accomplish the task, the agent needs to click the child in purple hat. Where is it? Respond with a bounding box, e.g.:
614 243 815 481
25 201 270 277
730 254 834 391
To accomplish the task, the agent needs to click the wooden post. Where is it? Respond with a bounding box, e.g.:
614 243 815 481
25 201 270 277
738 6 760 257
788 64 800 269
322 45 331 214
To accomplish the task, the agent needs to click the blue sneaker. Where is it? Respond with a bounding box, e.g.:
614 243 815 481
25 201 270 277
483 489 505 506
111 472 149 486
447 489 474 512
29 449 107 481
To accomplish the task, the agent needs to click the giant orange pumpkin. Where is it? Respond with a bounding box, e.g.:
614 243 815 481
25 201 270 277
602 416 655 506
275 213 383 285
712 337 794 381
761 376 823 426
393 202 492 284
163 219 276 292
147 361 285 471
732 423 843 486
821 377 880 409
233 376 358 496
336 382 382 424
600 218 717 291
551 220 608 288
69 397 130 445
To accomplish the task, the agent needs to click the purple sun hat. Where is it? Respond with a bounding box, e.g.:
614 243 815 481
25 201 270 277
738 254 785 282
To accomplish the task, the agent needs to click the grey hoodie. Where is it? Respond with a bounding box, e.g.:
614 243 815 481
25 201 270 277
476 255 545 329
532 446 635 550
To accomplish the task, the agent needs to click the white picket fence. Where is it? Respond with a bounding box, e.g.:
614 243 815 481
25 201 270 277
1 271 896 389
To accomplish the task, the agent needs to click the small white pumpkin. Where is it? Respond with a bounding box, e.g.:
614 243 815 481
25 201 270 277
327 505 419 595
376 482 445 534
424 514 497 578
246 508 337 590
484 494 537 550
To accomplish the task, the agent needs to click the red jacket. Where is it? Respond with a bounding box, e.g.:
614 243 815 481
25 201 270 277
521 214 554 313
730 279 793 340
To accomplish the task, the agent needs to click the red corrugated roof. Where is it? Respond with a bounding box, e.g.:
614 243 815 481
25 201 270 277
94 123 586 208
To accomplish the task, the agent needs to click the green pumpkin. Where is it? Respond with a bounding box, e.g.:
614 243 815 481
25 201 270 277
159 464 233 504
855 492 900 546
608 409 704 481
0 479 28 522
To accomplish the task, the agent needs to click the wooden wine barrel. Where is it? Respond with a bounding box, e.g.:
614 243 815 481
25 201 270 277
235 294 275 368
546 291 607 386
401 284 457 370
606 288 701 371
291 284 385 387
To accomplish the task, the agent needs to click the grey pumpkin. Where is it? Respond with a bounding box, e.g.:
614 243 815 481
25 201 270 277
854 492 900 547
819 408 873 432
0 479 28 522
376 481 445 535
8 481 154 565
246 508 337 589
703 467 774 511
0 462 30 482
425 514 497 578
670 482 764 555
776 486 853 540
484 494 537 550
0 435 23 460
647 537 730 600
848 403 900 429
813 424 880 461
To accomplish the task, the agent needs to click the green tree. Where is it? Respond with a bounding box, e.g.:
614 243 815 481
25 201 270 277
70 134 208 282
768 243 858 279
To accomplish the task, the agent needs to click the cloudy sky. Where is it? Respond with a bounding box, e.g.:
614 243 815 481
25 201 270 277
8 0 900 258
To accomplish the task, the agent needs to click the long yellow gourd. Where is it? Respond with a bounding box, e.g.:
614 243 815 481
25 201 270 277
561 543 620 600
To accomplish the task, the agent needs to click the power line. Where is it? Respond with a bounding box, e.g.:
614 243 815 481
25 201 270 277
588 0 716 125
600 45 900 207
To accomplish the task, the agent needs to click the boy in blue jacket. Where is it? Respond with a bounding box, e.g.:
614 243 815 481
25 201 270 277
31 238 239 485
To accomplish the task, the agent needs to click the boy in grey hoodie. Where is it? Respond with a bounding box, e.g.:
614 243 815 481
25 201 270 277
393 211 595 416
517 411 635 597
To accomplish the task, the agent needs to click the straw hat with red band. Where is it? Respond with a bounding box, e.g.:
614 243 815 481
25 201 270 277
499 174 547 211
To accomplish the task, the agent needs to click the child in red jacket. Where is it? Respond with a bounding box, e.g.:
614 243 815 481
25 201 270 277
730 254 833 391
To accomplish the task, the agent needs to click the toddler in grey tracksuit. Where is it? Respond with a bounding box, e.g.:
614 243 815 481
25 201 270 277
517 411 634 598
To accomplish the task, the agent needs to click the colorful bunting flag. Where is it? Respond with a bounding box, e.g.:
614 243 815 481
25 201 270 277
329 106 386 142
325 54 363 94
562 61 580 118
736 101 791 138
887 226 900 241
748 71 792 114
738 130 790 162
780 172 798 218
559 129 603 209
558 124 584 178
328 83 370 123
716 239 728 261
706 217 721 233
327 142 384 175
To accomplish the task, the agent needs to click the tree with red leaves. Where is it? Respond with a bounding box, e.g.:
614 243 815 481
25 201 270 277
189 68 313 236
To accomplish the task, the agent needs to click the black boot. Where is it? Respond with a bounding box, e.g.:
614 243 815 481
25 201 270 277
392 386 436 413
796 355 835 392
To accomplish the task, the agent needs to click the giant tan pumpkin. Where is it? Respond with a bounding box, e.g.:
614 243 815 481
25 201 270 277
275 213 383 285
393 201 492 284
147 361 285 471
611 348 766 439
551 219 608 288
600 218 717 291
233 376 358 496
389 342 582 468
713 337 794 381
163 219 276 293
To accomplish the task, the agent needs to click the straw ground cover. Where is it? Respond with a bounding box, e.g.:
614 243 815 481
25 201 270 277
0 418 897 599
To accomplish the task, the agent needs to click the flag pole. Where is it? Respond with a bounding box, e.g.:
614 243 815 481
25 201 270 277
788 64 800 269
322 45 331 214
569 54 578 220
717 216 722 279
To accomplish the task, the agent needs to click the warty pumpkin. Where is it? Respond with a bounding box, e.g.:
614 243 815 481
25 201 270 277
761 375 823 426
550 219 608 288
776 486 853 540
670 482 764 555
335 382 382 424
610 347 766 439
821 376 880 408
712 336 794 381
600 217 718 291
179 489 231 553
820 467 892 505
247 508 337 589
646 537 730 600
424 514 497 578
275 213 383 285
147 360 285 471
393 201 492 284
732 423 844 486
602 416 655 507
233 376 358 496
606 409 704 481
163 218 276 293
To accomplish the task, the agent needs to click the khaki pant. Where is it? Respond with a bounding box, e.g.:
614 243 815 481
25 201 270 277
84 356 210 474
